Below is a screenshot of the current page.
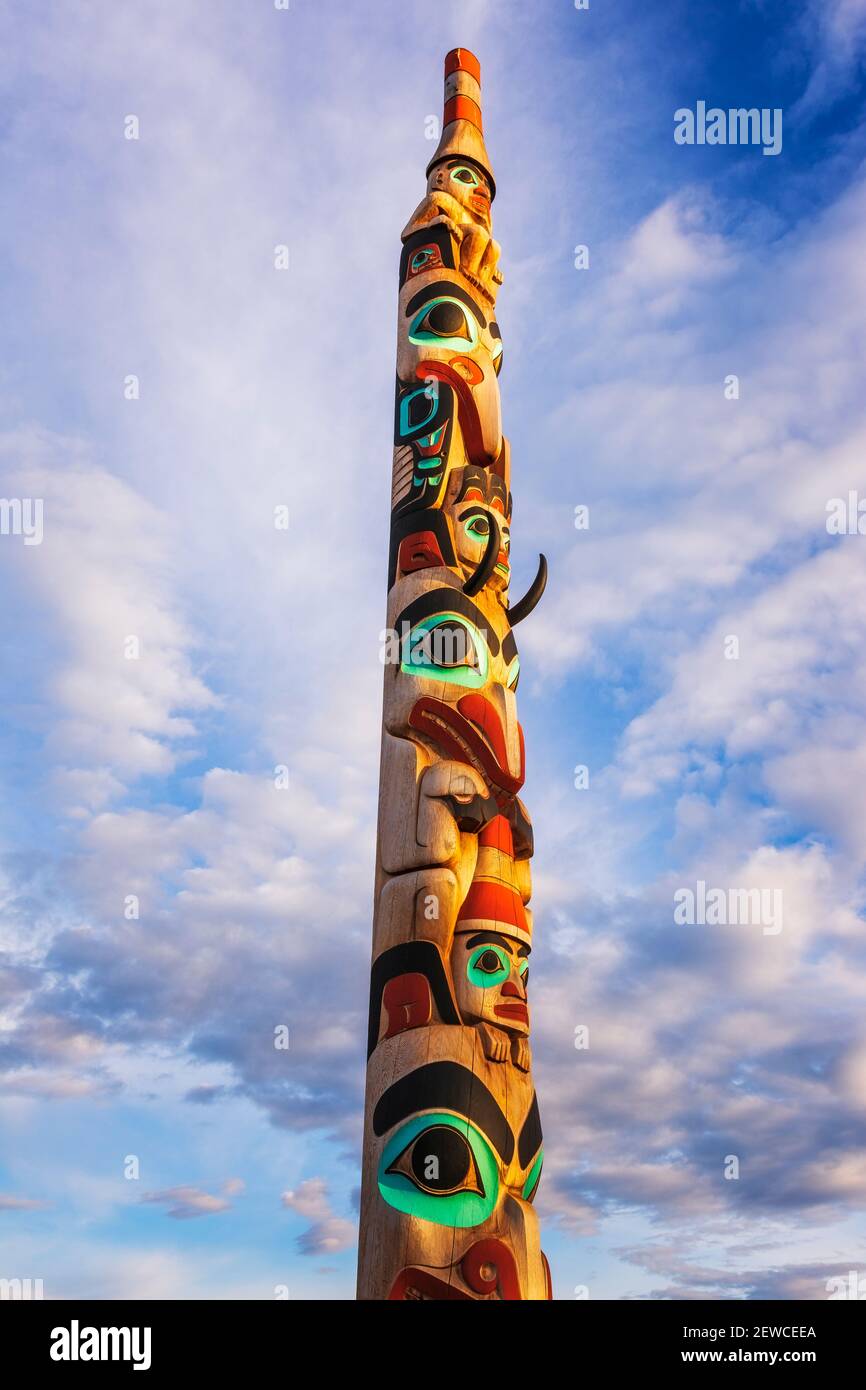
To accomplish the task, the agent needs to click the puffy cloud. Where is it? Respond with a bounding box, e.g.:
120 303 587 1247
281 1178 356 1255
0 0 864 1303
140 1182 243 1220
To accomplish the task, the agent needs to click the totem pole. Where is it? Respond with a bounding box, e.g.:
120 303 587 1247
357 48 550 1301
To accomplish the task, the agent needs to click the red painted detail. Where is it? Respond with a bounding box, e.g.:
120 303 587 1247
462 1239 523 1300
444 94 483 132
415 431 444 459
457 880 528 934
409 697 524 797
500 982 522 998
448 354 484 386
457 694 522 785
478 815 514 854
494 1002 529 1024
444 48 482 83
416 361 491 467
382 973 432 1039
398 531 446 575
407 243 443 279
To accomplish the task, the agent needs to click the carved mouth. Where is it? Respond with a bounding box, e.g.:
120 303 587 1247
494 1002 529 1024
409 695 524 797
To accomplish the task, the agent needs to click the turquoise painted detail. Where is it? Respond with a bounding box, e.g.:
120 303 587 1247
522 1149 543 1203
417 424 446 449
450 165 480 188
408 296 478 352
378 1111 499 1228
399 387 437 438
401 614 488 689
467 943 511 990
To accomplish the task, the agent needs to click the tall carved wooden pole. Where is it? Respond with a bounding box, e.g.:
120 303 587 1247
357 48 551 1301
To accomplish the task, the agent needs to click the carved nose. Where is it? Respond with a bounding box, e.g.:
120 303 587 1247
501 982 521 998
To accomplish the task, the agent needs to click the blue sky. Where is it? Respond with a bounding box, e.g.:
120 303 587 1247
1 0 866 1300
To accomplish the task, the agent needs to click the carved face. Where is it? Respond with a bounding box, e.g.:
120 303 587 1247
451 930 530 1036
361 1034 547 1299
396 277 504 472
383 573 523 808
445 464 512 593
429 158 493 228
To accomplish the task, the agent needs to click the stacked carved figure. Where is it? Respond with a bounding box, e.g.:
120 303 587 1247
357 49 550 1301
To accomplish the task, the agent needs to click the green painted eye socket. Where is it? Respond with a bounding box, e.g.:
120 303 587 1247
401 614 488 689
378 1112 499 1228
522 1149 543 1204
464 514 491 543
467 944 511 989
410 248 435 272
450 165 481 188
408 297 478 352
506 656 520 692
518 958 529 983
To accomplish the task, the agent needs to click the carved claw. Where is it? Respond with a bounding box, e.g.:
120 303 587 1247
511 1036 531 1072
478 1022 510 1064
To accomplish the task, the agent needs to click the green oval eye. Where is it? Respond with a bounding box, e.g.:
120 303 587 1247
408 297 477 351
378 1112 499 1227
522 1149 543 1203
464 515 490 542
467 944 510 989
519 958 529 983
506 656 520 692
410 249 435 272
451 165 480 187
401 614 488 689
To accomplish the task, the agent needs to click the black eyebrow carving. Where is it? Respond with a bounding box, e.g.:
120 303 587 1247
461 931 528 957
373 1061 514 1164
462 932 530 961
457 505 490 523
518 1092 543 1168
405 280 487 329
395 587 500 658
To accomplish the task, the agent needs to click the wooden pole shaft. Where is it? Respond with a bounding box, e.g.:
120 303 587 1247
357 48 551 1302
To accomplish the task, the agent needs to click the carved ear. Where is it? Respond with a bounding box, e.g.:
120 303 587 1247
508 554 547 626
463 512 499 596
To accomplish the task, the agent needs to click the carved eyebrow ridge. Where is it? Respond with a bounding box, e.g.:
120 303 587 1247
373 1060 514 1164
395 588 500 658
405 280 487 329
462 931 530 959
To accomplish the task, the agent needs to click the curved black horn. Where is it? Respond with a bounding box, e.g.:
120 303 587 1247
463 513 500 597
508 554 548 625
